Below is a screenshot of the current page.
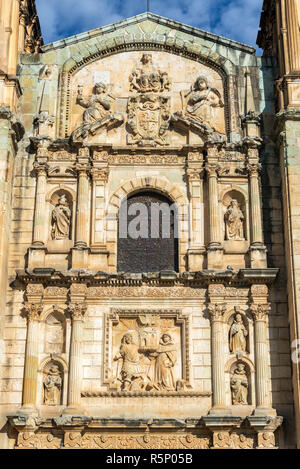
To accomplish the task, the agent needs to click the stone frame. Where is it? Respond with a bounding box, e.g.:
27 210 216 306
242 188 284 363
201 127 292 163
103 308 192 394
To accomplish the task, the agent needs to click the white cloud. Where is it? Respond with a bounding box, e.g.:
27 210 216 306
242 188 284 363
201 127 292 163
35 0 262 50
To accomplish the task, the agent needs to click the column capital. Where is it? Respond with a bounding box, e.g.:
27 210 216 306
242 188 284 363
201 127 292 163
91 167 109 182
205 163 229 178
186 167 204 182
24 303 43 322
246 162 262 177
68 303 87 321
207 303 227 322
33 162 48 177
250 303 271 322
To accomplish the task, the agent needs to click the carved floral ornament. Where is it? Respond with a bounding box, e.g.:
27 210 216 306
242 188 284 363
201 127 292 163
250 303 271 321
68 303 87 321
207 303 227 321
24 303 43 322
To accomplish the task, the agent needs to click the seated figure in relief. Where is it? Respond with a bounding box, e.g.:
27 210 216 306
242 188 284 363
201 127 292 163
71 82 124 142
224 199 245 240
229 311 248 353
185 76 224 131
230 363 249 405
51 194 71 240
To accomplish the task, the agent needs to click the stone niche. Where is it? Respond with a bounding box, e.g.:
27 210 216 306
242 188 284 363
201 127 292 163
104 309 191 394
69 50 226 146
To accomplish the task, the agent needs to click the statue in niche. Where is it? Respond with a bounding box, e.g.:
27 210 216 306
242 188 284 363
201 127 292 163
71 82 124 142
114 332 150 391
230 363 249 405
129 53 171 94
51 194 71 240
185 76 224 131
224 199 245 240
43 364 62 405
150 333 177 391
229 311 248 353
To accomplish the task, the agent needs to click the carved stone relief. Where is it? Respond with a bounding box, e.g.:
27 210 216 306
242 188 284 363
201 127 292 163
224 199 245 241
230 363 249 405
44 312 65 354
104 310 190 394
51 194 71 241
43 363 63 406
127 54 171 146
71 82 124 142
229 311 248 353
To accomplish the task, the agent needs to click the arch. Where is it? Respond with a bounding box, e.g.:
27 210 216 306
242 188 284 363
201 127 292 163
40 305 66 322
58 36 236 138
221 189 249 243
106 176 189 272
225 356 255 373
39 358 66 406
46 187 75 246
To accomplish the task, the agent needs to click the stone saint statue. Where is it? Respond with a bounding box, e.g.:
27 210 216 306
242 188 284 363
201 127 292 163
152 333 177 391
51 194 71 240
224 199 245 240
185 76 224 131
230 363 249 405
114 332 148 391
229 312 248 353
43 365 62 405
71 82 123 142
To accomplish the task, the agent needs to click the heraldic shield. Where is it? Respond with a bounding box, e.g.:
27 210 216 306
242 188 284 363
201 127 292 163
127 92 171 146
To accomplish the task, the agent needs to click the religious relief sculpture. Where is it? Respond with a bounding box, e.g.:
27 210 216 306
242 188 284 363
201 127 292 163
71 82 124 142
43 364 62 405
51 194 71 240
224 199 245 240
230 363 249 405
151 333 177 391
171 75 225 141
112 314 181 392
127 54 171 146
229 311 248 353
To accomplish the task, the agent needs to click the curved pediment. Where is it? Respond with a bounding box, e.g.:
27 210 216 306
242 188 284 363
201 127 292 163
68 50 226 146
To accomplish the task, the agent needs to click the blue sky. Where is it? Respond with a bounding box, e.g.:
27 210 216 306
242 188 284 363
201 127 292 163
36 0 263 52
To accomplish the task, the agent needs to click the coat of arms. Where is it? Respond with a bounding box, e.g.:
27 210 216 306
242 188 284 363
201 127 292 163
127 54 171 146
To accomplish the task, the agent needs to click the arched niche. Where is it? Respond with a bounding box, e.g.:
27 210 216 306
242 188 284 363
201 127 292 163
226 359 254 407
44 309 66 354
39 358 66 406
227 308 250 355
117 190 179 273
46 188 75 253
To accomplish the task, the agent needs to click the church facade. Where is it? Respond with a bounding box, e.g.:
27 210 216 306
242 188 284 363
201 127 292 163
0 0 300 449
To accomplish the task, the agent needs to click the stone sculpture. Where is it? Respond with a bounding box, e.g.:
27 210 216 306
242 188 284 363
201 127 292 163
229 312 248 353
71 82 124 142
43 364 62 405
230 363 249 405
224 199 245 240
51 194 71 240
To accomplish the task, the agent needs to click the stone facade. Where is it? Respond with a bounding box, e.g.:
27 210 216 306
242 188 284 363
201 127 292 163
0 1 299 449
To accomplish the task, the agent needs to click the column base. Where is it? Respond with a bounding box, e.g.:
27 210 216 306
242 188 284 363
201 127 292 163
253 406 277 417
249 243 267 268
207 244 224 269
187 247 206 271
208 406 232 416
71 246 89 269
17 405 39 418
62 406 87 416
27 246 46 269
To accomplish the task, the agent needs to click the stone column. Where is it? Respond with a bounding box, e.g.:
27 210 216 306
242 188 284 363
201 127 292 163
32 162 47 246
187 166 205 270
64 302 87 415
247 163 263 246
74 163 90 249
207 302 231 415
22 303 42 415
250 302 276 415
286 0 300 72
